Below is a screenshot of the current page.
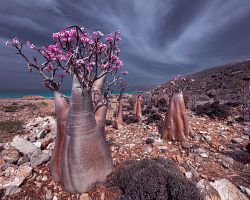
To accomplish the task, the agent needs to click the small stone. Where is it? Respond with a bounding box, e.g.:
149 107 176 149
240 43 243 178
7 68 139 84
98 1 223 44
45 189 52 199
201 174 208 180
231 138 243 144
200 131 208 134
131 153 138 157
145 138 154 144
53 195 58 200
222 156 234 165
17 156 30 166
42 175 48 182
157 146 167 153
241 135 249 140
203 135 212 143
222 161 230 168
193 148 206 154
173 155 183 164
39 137 53 149
36 129 48 139
144 146 153 154
185 171 192 179
4 186 22 196
181 143 192 149
1 163 11 171
110 145 116 152
80 193 89 200
200 153 209 158
1 148 21 164
46 142 55 150
239 186 250 196
33 142 42 148
30 149 50 167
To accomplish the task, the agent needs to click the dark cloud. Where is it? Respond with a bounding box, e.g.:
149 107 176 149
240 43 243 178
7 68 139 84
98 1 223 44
1 0 250 90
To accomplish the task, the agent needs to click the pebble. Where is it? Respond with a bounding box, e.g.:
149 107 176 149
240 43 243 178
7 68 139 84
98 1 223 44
157 146 168 153
144 146 153 154
231 138 243 144
181 143 192 149
185 171 192 179
239 186 250 196
80 193 89 200
203 135 212 143
200 153 209 158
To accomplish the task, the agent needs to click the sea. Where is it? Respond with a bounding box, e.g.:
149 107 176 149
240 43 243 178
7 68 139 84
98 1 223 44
0 90 137 98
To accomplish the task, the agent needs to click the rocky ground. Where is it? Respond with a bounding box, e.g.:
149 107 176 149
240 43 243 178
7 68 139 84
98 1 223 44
0 96 250 200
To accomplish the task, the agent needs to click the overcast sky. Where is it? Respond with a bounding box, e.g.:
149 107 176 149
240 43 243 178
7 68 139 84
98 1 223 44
1 0 250 90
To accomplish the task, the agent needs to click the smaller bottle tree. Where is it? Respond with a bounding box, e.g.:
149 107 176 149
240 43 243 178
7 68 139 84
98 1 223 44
113 75 128 129
134 93 143 120
162 75 194 141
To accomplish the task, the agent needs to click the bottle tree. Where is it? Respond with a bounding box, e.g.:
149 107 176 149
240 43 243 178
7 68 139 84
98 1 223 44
161 75 194 141
8 26 127 193
134 93 143 120
114 75 128 129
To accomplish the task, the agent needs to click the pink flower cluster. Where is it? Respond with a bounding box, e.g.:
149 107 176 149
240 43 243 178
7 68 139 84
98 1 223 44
105 31 121 42
53 29 77 42
8 26 127 80
26 41 35 49
41 44 67 61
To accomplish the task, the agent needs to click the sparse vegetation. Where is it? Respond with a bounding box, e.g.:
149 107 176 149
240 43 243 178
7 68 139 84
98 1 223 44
193 100 230 119
3 102 41 112
0 120 23 133
123 114 140 124
145 112 162 124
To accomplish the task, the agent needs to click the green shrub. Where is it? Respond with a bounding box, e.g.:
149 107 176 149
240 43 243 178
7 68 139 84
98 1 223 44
40 101 47 106
4 105 20 112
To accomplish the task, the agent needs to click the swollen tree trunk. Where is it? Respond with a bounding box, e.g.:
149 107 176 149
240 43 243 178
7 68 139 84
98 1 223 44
60 77 113 194
134 94 142 119
92 75 107 133
161 92 192 141
114 95 123 129
49 90 68 183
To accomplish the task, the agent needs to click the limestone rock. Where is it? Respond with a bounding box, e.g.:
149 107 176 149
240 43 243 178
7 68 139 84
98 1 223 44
0 163 32 189
12 136 37 155
1 148 21 164
30 149 51 167
210 179 248 200
196 179 221 200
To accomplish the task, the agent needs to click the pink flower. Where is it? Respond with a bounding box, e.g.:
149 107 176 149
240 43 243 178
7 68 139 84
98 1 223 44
52 33 60 40
123 71 129 75
26 41 35 49
12 37 20 45
97 43 107 50
92 31 104 39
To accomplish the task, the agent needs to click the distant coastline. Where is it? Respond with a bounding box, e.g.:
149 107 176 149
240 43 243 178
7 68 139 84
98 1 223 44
0 90 138 98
